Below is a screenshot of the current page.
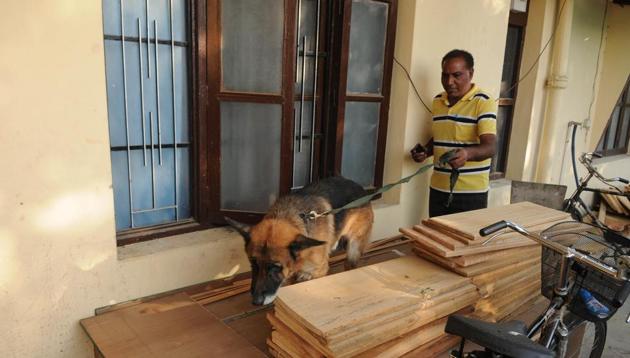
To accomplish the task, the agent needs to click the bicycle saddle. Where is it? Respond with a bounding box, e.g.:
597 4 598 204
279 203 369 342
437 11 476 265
445 315 554 358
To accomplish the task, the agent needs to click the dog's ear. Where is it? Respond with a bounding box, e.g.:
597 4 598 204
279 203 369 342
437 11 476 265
224 217 251 245
288 235 326 260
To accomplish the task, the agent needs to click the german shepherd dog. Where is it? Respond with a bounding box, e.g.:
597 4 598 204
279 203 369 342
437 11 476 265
226 176 373 305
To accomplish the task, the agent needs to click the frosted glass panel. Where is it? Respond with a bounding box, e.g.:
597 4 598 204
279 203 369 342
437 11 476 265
221 102 282 212
341 102 380 187
346 0 388 94
222 0 284 93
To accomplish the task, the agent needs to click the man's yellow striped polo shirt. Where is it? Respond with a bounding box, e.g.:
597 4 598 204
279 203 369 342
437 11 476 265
431 84 497 194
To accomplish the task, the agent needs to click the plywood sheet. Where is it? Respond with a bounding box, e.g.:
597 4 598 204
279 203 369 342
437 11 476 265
425 202 570 240
80 293 265 358
413 246 540 277
275 287 478 358
268 308 472 358
451 246 540 267
404 228 537 257
275 256 472 339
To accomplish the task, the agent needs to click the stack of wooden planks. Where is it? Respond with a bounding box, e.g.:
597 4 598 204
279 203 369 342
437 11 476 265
599 186 630 223
400 202 571 322
267 256 480 357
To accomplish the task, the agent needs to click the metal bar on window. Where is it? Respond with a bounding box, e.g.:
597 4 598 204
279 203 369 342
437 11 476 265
120 0 134 228
309 0 321 181
104 34 188 47
138 18 147 166
146 0 151 78
170 0 179 220
298 35 307 152
295 0 302 82
132 205 177 214
111 143 190 151
154 20 163 165
150 111 157 208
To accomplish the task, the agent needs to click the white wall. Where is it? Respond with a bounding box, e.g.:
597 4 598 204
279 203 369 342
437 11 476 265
0 2 248 356
2 0 581 356
506 0 629 194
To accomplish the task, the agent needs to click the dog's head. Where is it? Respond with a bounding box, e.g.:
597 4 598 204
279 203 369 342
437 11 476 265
225 217 325 305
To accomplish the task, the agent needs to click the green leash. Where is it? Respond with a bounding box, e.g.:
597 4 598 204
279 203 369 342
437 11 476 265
300 163 434 221
300 151 461 221
437 149 460 208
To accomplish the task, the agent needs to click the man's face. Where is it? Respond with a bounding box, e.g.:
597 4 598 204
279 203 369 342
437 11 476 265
441 57 474 101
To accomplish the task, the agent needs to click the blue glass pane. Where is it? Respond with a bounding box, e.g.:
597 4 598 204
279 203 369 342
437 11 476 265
103 0 187 43
133 208 176 227
111 147 190 230
105 40 188 147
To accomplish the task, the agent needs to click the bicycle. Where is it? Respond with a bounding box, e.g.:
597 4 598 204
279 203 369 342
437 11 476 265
563 151 630 230
445 220 630 358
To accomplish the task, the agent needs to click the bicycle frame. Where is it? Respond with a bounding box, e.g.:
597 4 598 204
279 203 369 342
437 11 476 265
564 152 630 227
481 221 623 356
564 169 630 227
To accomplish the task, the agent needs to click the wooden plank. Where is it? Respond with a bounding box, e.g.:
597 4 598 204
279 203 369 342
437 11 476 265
452 246 539 267
471 257 540 287
355 308 472 358
413 246 540 277
599 201 608 224
474 279 541 321
276 288 478 358
403 228 537 258
322 284 478 344
425 202 570 240
268 313 324 358
402 334 460 358
619 195 630 212
268 308 472 358
602 193 626 215
475 264 540 298
414 224 465 249
80 293 265 358
274 256 472 339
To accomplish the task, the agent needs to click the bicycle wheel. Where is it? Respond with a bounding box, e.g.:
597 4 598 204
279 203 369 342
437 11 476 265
585 321 607 358
549 315 607 358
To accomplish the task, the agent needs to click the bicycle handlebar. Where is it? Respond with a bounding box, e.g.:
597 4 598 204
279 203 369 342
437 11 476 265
479 220 623 280
479 220 508 236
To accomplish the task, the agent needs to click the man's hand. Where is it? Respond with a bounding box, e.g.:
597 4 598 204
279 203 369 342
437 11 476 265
410 143 428 163
448 149 469 169
411 150 428 163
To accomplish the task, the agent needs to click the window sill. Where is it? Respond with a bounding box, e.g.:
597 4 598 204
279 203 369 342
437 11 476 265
117 225 239 261
592 152 630 165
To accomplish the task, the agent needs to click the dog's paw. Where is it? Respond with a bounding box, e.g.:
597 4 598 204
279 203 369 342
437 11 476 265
295 271 313 282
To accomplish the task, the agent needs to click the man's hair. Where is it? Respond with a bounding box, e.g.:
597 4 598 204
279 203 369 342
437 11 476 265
442 49 474 69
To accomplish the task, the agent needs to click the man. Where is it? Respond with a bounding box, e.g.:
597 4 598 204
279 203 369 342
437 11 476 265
411 49 497 217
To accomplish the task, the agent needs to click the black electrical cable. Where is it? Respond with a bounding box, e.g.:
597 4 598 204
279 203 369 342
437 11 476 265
570 122 580 188
393 57 432 114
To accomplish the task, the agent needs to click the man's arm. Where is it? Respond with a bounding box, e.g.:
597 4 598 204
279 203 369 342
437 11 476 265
448 134 496 169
